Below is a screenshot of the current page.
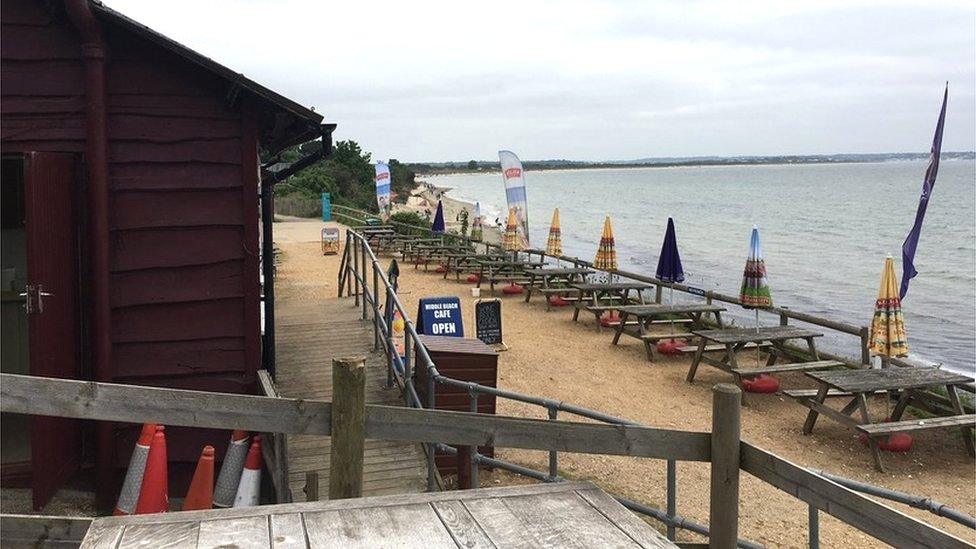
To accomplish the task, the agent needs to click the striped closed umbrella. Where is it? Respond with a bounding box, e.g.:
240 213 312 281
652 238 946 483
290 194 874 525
869 255 909 358
546 208 562 257
594 216 618 270
503 208 521 252
740 225 772 310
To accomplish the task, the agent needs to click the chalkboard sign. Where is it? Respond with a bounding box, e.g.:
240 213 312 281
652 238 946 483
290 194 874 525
416 296 464 337
474 299 503 345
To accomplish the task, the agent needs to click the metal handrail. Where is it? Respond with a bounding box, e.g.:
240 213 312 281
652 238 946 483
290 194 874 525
338 227 975 549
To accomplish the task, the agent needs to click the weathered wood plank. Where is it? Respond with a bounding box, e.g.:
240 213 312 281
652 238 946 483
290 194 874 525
269 513 306 549
116 521 198 549
78 522 124 549
740 442 972 549
196 516 269 549
731 360 842 376
0 375 711 461
430 500 496 549
692 326 822 344
574 489 675 549
807 368 974 393
302 504 458 547
857 414 976 435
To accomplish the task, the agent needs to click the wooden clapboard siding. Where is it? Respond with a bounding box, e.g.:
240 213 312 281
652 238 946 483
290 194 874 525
275 294 429 500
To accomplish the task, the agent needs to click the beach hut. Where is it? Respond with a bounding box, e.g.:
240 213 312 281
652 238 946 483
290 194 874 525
0 0 328 509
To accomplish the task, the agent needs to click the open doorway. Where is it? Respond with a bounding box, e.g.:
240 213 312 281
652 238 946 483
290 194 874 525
1 152 83 509
1 156 30 483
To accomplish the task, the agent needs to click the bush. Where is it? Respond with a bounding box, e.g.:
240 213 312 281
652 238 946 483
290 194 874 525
389 211 431 235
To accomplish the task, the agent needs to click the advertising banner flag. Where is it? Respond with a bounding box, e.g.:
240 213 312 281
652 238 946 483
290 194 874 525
498 150 529 247
374 162 392 220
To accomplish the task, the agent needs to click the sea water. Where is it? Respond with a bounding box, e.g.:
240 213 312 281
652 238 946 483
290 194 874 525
432 160 976 375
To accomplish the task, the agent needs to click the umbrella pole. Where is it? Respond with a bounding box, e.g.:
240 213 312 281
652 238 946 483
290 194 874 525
669 285 675 337
755 308 761 367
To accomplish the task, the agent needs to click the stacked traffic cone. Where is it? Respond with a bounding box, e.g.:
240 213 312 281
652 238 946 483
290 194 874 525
233 435 262 508
134 425 168 514
182 446 215 511
113 423 156 516
213 430 249 508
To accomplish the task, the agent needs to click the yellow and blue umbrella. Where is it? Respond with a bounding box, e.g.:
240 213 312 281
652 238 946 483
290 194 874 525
869 255 909 358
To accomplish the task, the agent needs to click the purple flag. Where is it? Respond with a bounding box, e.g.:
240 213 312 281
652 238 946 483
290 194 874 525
900 85 948 299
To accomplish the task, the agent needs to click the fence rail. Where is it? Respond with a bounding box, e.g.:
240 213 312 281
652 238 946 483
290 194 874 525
336 224 973 549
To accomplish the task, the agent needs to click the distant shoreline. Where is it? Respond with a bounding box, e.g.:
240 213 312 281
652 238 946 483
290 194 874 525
412 151 975 176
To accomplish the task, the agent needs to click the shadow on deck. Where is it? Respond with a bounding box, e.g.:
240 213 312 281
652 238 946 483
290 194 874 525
275 293 428 501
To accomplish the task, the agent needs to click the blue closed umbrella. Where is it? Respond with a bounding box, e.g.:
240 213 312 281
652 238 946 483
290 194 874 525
655 217 684 283
431 200 445 234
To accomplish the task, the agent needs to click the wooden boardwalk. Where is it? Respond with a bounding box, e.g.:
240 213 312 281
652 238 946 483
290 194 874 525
275 292 428 501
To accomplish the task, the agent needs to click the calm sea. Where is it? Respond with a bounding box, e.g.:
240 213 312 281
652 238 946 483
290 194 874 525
432 160 976 375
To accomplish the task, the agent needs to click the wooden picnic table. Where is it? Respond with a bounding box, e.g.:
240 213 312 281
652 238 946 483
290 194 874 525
477 260 546 293
685 326 843 389
570 281 653 328
795 367 976 471
522 267 594 309
442 252 506 280
79 481 676 548
611 303 726 361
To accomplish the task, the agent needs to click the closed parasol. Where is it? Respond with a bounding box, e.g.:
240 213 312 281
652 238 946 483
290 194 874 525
740 225 774 388
470 202 483 242
503 208 522 253
594 216 618 271
546 208 562 257
431 200 445 234
655 217 686 351
869 255 909 359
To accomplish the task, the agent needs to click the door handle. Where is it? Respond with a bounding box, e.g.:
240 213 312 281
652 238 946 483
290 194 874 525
19 284 54 314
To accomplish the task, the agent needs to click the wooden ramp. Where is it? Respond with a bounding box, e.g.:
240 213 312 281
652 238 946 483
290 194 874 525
275 294 428 501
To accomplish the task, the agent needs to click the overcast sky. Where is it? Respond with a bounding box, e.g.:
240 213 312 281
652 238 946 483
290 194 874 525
109 0 975 162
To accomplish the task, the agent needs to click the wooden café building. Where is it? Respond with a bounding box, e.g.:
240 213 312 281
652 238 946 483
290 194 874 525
0 0 329 509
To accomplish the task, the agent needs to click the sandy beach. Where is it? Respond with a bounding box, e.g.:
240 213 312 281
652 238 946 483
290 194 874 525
273 216 975 548
394 181 503 246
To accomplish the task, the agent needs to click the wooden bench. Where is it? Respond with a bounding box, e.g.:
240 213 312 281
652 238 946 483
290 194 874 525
783 388 877 399
732 360 843 377
678 342 770 355
856 415 976 437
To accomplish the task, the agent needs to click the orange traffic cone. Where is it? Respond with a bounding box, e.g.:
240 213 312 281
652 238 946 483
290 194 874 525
182 446 215 511
233 435 262 507
113 423 156 516
214 430 249 508
134 425 168 514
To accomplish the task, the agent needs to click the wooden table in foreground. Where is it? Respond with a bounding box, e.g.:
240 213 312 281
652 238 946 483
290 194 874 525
80 481 676 549
611 304 726 361
685 326 843 389
796 368 976 472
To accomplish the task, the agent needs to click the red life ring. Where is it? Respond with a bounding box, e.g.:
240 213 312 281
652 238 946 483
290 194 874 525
741 374 780 394
858 419 915 452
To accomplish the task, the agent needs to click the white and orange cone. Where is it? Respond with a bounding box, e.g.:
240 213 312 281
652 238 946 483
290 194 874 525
113 423 156 516
233 435 262 508
213 430 249 508
134 425 168 514
182 446 215 511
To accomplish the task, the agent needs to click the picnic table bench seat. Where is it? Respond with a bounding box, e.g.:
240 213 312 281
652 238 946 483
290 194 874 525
677 342 771 354
782 388 879 399
731 360 843 377
856 415 976 436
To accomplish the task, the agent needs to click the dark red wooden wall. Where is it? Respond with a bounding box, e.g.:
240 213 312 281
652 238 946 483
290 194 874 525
1 0 262 471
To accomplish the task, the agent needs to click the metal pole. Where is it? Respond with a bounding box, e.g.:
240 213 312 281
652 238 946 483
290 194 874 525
373 262 380 351
360 239 368 320
469 388 479 488
667 459 677 541
351 234 359 305
808 505 819 549
547 407 558 480
427 375 436 491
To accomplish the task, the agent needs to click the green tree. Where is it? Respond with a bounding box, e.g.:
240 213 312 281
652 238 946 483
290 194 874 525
467 160 478 171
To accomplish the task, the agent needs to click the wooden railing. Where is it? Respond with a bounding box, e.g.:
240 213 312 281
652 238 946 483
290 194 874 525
3 377 970 548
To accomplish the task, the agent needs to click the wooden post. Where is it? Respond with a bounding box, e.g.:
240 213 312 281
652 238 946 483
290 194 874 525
305 471 319 502
329 357 366 500
860 326 871 367
456 445 472 489
709 383 740 549
654 284 663 304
